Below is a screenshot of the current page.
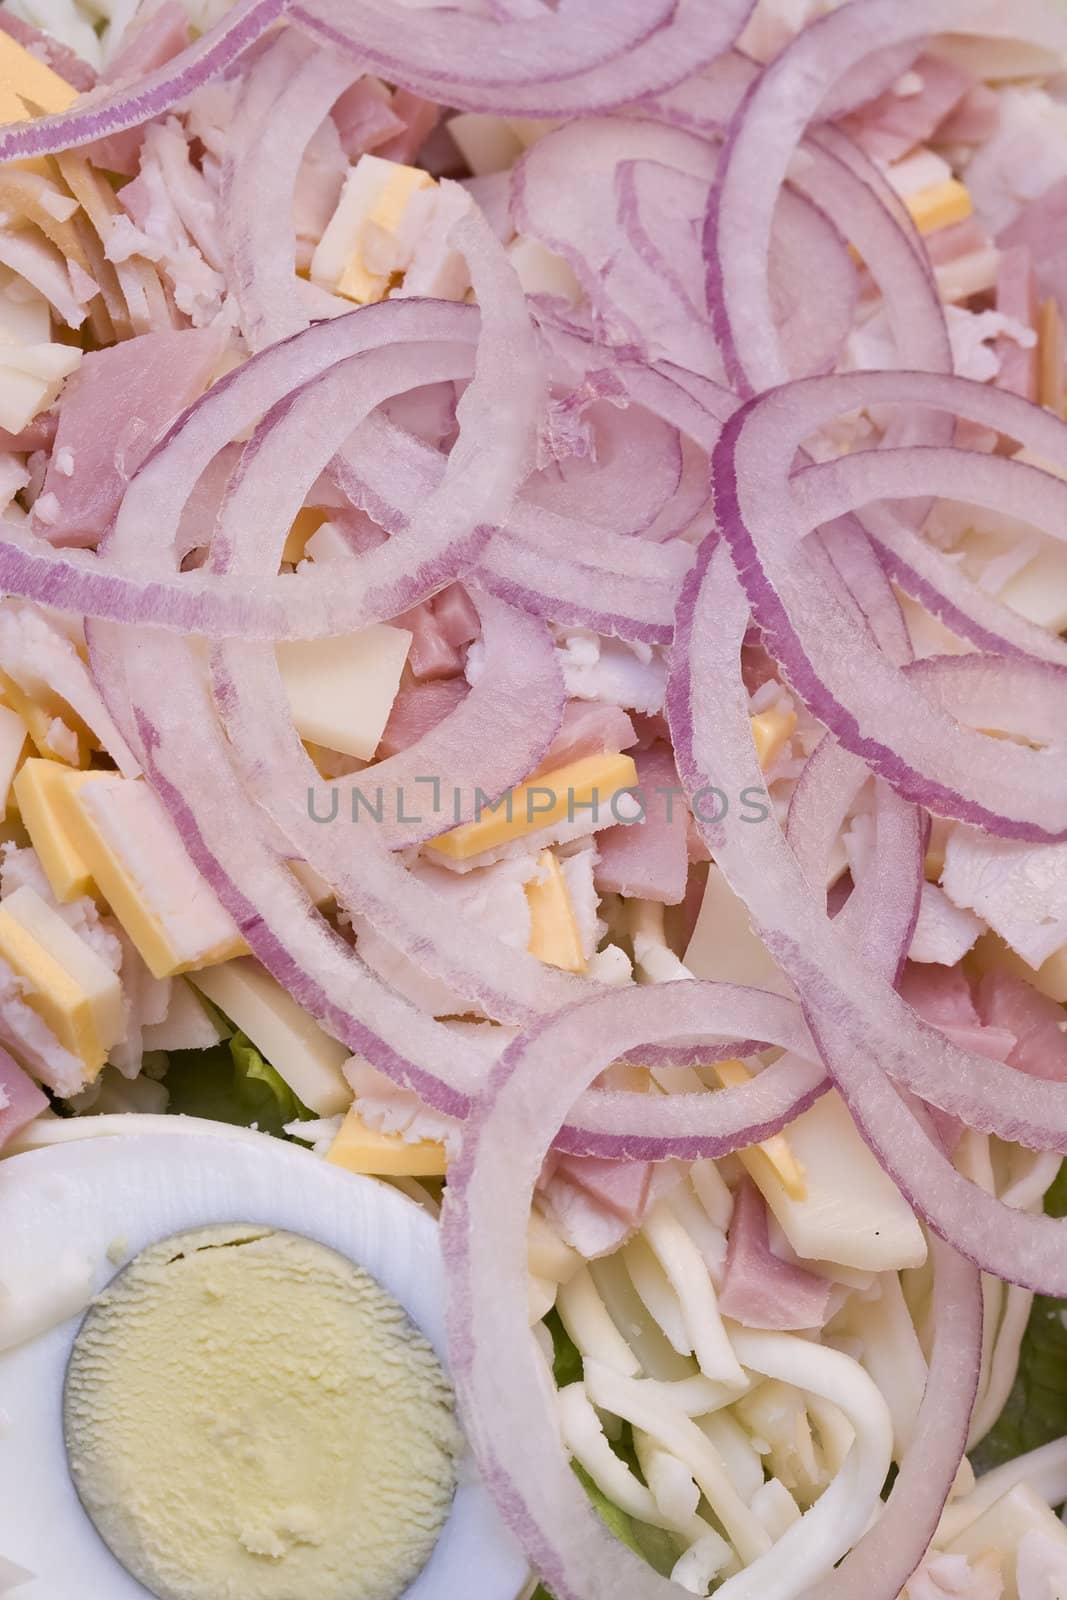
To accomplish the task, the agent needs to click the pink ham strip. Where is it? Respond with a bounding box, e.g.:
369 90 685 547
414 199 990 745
934 82 1000 146
394 582 481 679
332 79 406 161
377 677 468 758
0 415 55 454
975 970 1067 1083
998 177 1067 305
898 961 1017 1063
595 741 689 904
839 52 972 165
0 1045 47 1148
923 215 989 268
87 2 194 174
531 699 636 778
378 88 443 165
554 1152 652 1223
718 1178 833 1331
35 327 225 548
995 245 1039 401
107 1 192 83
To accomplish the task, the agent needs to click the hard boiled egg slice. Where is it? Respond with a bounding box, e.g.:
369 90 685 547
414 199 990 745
0 1122 528 1600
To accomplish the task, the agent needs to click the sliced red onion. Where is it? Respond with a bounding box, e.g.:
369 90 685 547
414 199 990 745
0 304 492 638
786 738 923 984
292 0 753 117
669 540 1067 1291
706 0 1067 390
0 0 285 163
512 119 719 374
720 371 1067 839
221 29 365 351
815 516 913 668
807 1238 982 1600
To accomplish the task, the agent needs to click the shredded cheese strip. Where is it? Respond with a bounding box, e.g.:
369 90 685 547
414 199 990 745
622 1232 692 1357
558 1384 709 1541
709 1330 893 1600
642 1201 746 1387
556 1266 641 1378
583 1359 773 1567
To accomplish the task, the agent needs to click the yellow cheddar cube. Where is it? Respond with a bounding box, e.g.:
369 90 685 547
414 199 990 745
750 708 797 771
52 772 246 979
526 848 586 973
0 884 121 1075
0 33 78 117
326 1104 447 1177
12 759 105 902
0 669 91 767
281 507 328 565
906 178 973 238
711 1058 807 1200
311 155 435 306
427 752 639 863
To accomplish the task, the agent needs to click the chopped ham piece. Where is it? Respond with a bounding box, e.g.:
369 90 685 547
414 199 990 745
394 585 481 680
35 327 225 547
539 1175 637 1258
554 1153 652 1224
377 678 468 759
532 699 636 778
935 83 1000 147
378 90 443 165
924 217 990 268
107 2 191 83
332 79 406 161
841 53 972 164
995 245 1039 400
898 961 1017 1062
718 1179 833 1331
0 1044 47 1148
595 742 689 905
998 175 1067 304
975 969 1067 1082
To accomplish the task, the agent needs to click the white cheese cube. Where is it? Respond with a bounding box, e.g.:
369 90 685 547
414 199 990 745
277 624 411 761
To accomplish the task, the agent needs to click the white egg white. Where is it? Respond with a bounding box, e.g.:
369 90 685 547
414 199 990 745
0 1120 529 1600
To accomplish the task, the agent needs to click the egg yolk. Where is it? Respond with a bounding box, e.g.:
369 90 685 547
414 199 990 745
63 1225 460 1600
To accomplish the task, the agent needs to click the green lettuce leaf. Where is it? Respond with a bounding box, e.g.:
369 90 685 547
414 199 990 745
164 1030 313 1138
970 1160 1067 1474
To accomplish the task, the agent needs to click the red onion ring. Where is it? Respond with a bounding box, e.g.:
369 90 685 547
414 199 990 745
807 1239 982 1600
720 371 1067 840
292 0 754 118
0 0 286 163
221 29 365 351
443 982 873 1599
669 539 1067 1292
706 0 1067 391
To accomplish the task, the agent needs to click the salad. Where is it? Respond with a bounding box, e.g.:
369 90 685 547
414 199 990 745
1 0 1067 1596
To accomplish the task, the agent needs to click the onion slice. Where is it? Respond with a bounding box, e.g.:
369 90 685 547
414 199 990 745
0 0 285 163
806 1237 982 1600
292 0 754 117
668 540 1067 1291
719 371 1067 839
